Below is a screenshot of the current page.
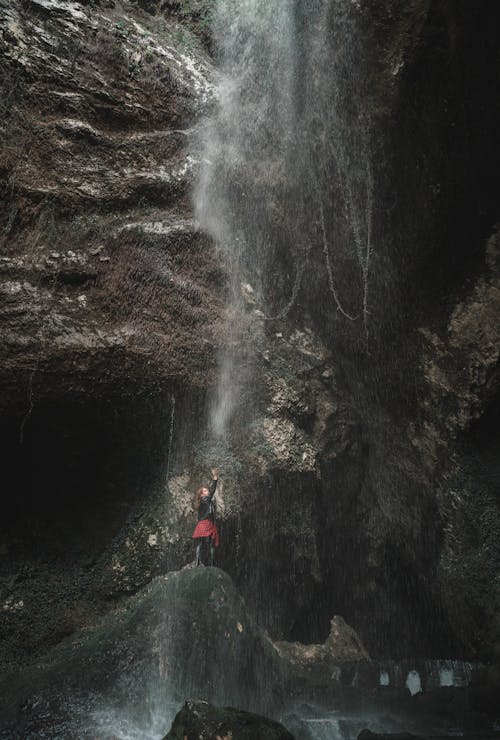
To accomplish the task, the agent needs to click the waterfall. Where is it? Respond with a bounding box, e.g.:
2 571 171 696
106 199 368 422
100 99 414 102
195 0 375 440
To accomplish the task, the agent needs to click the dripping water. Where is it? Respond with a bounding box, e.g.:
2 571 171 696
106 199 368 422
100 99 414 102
164 393 176 486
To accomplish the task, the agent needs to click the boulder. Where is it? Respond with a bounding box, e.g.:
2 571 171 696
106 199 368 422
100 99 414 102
275 615 369 665
274 615 370 698
164 700 295 740
0 568 286 738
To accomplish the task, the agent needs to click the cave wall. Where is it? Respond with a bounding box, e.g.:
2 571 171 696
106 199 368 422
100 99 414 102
0 0 498 674
0 0 226 669
200 0 500 658
287 0 500 656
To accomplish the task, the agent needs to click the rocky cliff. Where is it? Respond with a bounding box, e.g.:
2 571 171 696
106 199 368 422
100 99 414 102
0 0 498 696
0 0 225 669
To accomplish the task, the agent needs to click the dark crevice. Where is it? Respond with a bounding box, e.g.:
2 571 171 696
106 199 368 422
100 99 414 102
1 387 173 558
388 0 500 330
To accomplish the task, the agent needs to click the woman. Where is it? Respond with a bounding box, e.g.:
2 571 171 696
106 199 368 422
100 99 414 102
193 467 220 566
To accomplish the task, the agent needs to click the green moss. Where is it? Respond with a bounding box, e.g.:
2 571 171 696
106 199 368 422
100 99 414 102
170 566 228 602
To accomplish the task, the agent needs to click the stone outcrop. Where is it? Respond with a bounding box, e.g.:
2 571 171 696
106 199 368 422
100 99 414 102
2 566 492 739
0 568 286 737
278 615 369 664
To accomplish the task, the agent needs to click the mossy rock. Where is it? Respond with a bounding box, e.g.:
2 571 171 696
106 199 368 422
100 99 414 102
164 700 295 740
0 568 286 735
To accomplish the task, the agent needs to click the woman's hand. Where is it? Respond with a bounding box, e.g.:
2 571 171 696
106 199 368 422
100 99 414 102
211 467 219 480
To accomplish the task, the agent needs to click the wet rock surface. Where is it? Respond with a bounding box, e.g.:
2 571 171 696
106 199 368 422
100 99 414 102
274 615 370 695
0 0 221 399
164 700 295 740
0 0 224 677
0 3 499 733
0 568 285 737
0 566 495 739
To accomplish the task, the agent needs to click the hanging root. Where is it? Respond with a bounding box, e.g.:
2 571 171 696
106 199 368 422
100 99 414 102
165 393 176 485
319 200 358 321
19 363 37 445
264 245 307 321
362 157 374 338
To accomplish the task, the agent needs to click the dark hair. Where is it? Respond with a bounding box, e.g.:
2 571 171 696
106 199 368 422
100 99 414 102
194 486 205 510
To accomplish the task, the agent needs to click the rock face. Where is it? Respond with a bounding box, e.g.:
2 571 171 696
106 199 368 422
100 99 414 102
276 615 370 664
1 566 490 739
0 568 286 737
0 0 499 710
164 700 295 740
0 0 220 398
222 0 500 658
0 0 225 674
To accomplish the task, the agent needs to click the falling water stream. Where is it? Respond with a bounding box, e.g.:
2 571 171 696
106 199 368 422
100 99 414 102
124 2 486 738
189 2 492 738
196 0 375 442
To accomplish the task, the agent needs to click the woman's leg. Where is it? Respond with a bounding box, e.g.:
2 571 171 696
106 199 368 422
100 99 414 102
195 538 202 566
203 536 211 565
196 537 212 565
209 537 215 566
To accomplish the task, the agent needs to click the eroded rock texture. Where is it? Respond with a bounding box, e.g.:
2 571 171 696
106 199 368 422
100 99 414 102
0 0 227 676
220 0 500 658
308 0 500 658
0 0 498 706
1 567 489 738
187 0 500 661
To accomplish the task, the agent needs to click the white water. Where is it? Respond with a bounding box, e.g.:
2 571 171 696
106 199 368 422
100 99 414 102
195 0 375 440
86 658 482 739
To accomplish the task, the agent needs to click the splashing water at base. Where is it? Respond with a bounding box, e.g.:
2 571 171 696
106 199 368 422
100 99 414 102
89 706 178 740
